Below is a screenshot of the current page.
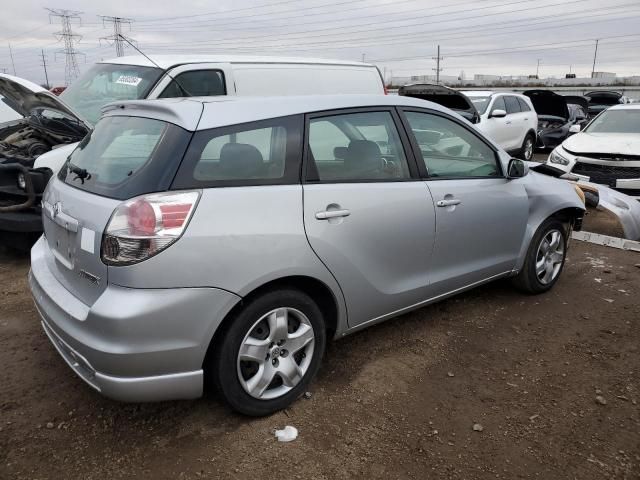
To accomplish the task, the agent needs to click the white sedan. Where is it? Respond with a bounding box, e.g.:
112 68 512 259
547 104 640 196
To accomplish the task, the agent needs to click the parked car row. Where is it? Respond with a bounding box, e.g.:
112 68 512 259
398 83 640 198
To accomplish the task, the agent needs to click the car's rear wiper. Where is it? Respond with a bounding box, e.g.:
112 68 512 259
68 161 91 183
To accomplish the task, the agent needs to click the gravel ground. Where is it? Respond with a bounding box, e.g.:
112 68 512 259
1 234 639 479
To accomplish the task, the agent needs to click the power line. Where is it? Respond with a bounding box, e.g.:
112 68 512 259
46 8 84 86
99 16 134 57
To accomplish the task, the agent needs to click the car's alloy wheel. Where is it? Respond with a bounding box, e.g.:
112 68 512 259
237 307 315 400
522 136 534 161
535 229 565 285
512 218 568 294
209 288 325 416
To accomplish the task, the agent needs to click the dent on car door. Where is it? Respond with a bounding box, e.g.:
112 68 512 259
400 109 529 295
302 108 436 328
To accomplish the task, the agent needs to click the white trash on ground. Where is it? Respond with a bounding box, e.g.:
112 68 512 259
275 425 298 442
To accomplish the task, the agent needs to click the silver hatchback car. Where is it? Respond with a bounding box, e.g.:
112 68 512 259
30 95 585 415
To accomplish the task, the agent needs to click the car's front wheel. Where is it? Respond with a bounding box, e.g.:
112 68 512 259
513 218 568 294
209 288 326 416
519 133 535 161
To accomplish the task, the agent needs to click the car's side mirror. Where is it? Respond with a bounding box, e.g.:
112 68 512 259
490 109 507 118
569 124 581 134
507 158 529 179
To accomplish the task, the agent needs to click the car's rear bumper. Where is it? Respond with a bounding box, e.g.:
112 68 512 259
29 236 242 402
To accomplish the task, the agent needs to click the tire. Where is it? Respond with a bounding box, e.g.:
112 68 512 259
209 288 326 416
518 133 535 161
512 218 568 294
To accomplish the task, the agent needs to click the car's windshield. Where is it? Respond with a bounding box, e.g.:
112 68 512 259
584 109 640 134
467 96 491 114
60 63 164 125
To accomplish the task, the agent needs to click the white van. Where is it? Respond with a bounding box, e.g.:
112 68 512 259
0 56 384 246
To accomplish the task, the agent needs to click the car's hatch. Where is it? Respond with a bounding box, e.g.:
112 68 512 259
523 90 569 120
399 83 480 123
42 177 120 306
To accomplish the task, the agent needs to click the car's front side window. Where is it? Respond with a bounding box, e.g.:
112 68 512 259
490 96 506 115
504 96 521 115
404 111 500 179
307 111 410 182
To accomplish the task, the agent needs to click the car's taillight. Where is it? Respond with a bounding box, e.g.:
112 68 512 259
101 191 200 266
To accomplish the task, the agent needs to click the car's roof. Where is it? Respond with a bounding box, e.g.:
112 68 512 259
460 90 494 97
607 103 640 111
102 94 458 131
100 55 375 69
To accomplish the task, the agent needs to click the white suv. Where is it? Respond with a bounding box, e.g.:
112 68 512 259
461 91 538 160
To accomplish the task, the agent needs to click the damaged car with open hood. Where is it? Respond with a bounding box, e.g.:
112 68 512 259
0 75 90 247
398 83 480 124
524 90 578 149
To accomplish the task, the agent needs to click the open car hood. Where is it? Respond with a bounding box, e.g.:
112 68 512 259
523 90 569 120
398 83 480 123
563 95 589 110
0 73 91 131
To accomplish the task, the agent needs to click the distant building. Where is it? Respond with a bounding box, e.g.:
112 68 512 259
591 71 616 79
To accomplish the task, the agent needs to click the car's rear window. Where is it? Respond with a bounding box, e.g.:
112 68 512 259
59 116 192 200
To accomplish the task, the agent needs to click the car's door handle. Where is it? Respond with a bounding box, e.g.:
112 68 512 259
315 209 351 220
436 199 461 207
524 118 529 121
505 120 512 124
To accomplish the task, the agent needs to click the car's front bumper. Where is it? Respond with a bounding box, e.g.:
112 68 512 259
29 236 242 402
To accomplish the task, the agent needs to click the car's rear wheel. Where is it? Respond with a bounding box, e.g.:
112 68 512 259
519 133 535 161
209 288 325 416
513 218 568 294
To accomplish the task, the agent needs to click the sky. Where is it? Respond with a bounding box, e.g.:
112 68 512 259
1 0 639 86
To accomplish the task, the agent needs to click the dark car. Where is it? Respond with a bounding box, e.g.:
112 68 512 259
523 90 574 149
584 91 627 118
398 84 480 124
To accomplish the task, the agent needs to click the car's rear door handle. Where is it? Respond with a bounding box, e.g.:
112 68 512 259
505 120 512 124
436 199 461 207
316 209 351 220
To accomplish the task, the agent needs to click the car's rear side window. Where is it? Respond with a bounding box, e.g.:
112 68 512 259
172 115 303 188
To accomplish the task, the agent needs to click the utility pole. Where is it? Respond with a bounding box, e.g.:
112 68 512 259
99 16 134 57
7 43 16 75
46 8 84 86
361 53 365 63
432 45 443 84
40 50 50 88
536 58 541 78
591 39 599 78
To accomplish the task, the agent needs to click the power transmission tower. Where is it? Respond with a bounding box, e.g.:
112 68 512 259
40 50 50 88
46 8 84 86
432 45 443 84
99 16 134 57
